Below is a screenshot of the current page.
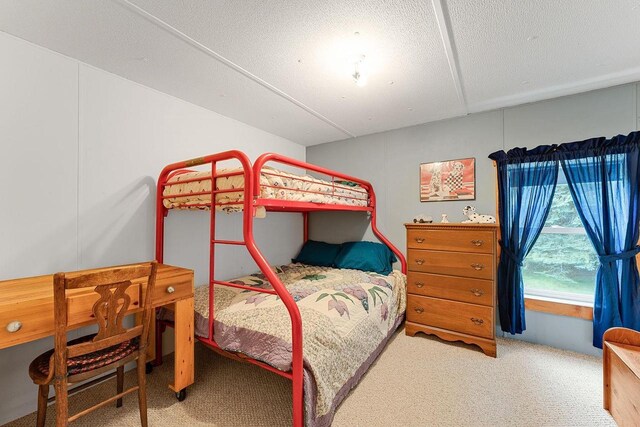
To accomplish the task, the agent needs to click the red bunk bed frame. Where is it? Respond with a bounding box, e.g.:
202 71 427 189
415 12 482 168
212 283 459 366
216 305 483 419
155 150 406 427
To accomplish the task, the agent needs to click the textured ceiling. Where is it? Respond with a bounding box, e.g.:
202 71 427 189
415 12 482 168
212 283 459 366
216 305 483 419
1 1 639 146
447 0 640 112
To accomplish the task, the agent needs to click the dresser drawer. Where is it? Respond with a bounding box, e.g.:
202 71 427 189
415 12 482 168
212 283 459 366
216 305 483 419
406 294 494 339
407 228 494 253
408 249 494 280
407 272 493 306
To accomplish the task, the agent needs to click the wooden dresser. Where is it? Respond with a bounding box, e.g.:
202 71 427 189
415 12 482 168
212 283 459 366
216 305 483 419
404 223 498 357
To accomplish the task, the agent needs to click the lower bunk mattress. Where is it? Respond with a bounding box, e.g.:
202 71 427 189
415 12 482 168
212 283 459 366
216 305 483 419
161 263 406 427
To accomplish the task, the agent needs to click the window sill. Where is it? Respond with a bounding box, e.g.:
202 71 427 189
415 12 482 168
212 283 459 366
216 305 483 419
524 295 593 320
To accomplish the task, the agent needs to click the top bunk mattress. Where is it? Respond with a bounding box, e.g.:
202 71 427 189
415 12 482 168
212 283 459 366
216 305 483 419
162 166 369 212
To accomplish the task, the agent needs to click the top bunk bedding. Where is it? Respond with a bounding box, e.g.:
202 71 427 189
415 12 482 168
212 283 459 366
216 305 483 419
162 166 369 212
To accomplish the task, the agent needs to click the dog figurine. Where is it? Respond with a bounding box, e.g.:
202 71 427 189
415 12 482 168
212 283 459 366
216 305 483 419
462 206 496 224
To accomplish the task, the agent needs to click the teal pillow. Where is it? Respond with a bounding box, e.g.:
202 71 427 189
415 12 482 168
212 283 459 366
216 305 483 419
334 241 397 275
292 240 342 267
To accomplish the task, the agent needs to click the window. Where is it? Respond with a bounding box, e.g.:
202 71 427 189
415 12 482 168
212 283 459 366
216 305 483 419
522 175 599 303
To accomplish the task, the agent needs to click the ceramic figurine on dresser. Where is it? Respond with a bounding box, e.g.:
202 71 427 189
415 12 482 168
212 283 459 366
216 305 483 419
462 205 496 224
404 222 498 357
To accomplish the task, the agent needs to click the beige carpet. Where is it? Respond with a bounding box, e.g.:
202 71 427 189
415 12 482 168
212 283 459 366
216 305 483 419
5 328 615 427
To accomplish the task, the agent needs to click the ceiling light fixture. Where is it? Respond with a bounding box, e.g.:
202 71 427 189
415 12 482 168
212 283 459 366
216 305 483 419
323 30 379 87
352 55 367 87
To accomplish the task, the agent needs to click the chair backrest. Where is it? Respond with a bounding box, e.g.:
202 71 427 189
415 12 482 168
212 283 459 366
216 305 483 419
53 262 158 374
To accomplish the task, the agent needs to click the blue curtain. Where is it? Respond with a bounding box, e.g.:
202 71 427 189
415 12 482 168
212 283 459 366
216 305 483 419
489 147 559 334
558 132 640 348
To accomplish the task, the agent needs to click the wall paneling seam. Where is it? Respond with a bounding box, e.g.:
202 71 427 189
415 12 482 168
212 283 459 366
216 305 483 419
383 138 389 240
76 62 81 270
634 83 640 130
501 109 505 151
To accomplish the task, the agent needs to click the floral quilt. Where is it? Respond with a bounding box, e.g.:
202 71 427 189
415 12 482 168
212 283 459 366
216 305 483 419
162 166 369 214
190 263 406 426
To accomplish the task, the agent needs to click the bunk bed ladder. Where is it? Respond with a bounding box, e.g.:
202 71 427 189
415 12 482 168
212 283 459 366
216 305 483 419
205 158 304 427
206 161 257 341
208 160 218 342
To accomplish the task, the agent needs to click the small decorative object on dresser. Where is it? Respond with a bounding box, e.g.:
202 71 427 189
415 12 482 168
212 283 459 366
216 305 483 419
404 222 498 357
462 205 496 224
413 214 433 223
440 214 449 223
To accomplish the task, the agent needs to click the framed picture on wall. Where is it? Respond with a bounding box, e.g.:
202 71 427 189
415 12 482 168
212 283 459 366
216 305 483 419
420 157 476 202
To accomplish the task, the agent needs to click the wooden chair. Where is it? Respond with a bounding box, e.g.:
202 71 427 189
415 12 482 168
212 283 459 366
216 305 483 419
28 262 158 427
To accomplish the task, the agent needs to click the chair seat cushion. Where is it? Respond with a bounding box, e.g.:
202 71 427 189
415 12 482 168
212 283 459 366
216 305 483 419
30 334 139 381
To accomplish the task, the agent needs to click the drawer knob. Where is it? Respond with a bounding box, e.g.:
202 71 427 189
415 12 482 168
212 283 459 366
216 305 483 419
166 286 175 294
471 240 484 246
470 288 485 297
415 282 425 288
414 307 424 314
471 263 484 270
414 237 425 243
415 259 425 265
6 320 22 333
470 317 484 325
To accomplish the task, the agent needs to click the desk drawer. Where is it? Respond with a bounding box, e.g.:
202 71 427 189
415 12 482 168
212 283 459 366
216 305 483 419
407 228 494 253
407 294 494 339
0 298 54 348
408 249 494 280
0 285 140 348
151 272 193 306
407 272 493 306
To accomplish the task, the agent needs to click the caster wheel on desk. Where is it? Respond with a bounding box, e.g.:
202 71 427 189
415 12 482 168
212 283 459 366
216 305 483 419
176 389 187 402
145 362 153 374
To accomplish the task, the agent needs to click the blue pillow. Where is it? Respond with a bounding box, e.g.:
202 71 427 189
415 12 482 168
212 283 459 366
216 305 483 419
334 241 397 275
292 240 342 267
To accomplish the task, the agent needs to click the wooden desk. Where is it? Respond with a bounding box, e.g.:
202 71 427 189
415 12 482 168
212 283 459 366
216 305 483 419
0 263 194 396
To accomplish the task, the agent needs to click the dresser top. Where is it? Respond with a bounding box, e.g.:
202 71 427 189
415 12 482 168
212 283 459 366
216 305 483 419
405 222 499 229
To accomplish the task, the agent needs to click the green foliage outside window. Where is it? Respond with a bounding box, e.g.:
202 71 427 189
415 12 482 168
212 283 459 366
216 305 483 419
522 184 598 297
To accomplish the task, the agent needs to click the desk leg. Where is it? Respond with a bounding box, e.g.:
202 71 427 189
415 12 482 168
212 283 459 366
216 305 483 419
169 297 194 399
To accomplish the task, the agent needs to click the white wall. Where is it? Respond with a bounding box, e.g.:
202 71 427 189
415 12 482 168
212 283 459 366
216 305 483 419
0 32 304 424
308 83 640 357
